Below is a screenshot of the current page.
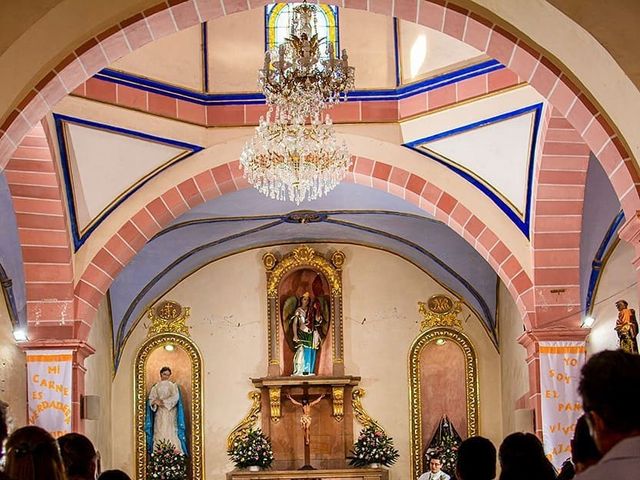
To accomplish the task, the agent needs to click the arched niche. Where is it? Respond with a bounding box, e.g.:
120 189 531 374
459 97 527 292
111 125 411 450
134 329 204 480
263 245 345 377
408 327 479 480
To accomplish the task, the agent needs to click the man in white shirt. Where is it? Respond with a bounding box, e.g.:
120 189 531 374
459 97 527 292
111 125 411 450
418 456 451 480
574 350 640 480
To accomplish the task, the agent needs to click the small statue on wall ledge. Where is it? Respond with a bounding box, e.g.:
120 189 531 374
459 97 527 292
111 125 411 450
615 299 639 354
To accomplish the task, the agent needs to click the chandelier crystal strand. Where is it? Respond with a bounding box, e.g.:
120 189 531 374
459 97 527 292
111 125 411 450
240 2 355 205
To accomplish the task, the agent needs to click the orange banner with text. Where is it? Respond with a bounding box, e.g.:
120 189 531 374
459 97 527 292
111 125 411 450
26 350 73 438
539 341 586 469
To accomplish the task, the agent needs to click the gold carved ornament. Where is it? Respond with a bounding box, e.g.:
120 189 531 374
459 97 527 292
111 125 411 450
269 387 282 422
418 294 463 331
332 386 345 421
351 388 385 433
147 300 191 337
264 245 343 297
134 332 204 480
408 328 479 480
226 391 262 450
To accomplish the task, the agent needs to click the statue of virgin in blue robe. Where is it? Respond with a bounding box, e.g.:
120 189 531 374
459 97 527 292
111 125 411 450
144 366 188 455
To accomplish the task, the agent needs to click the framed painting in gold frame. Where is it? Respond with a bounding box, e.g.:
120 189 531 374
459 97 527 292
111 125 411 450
408 328 479 480
133 302 204 480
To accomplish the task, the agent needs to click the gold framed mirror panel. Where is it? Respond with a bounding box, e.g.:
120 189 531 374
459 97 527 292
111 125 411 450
134 333 204 480
408 328 479 480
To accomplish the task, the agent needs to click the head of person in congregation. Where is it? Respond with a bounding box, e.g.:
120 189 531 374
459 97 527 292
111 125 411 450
571 414 601 474
58 432 99 480
418 455 450 480
0 400 8 445
498 432 556 480
556 414 602 480
97 469 131 480
573 349 640 479
0 400 13 480
4 425 66 480
455 436 496 480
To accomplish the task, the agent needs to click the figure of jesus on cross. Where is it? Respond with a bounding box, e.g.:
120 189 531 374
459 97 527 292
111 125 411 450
287 393 325 446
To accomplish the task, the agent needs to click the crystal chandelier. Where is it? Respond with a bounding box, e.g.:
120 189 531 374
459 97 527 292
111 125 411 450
240 2 355 204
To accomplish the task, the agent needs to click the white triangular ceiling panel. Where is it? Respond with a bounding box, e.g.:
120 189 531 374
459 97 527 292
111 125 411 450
420 110 536 215
64 122 190 234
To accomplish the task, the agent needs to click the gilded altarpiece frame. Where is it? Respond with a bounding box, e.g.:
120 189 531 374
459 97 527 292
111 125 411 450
134 302 204 480
263 245 345 377
408 328 479 480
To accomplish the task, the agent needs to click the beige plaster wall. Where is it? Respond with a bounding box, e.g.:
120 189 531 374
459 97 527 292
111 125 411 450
208 8 264 93
207 7 396 92
343 245 502 478
84 297 114 469
111 244 502 479
112 25 203 91
340 10 396 89
0 294 26 431
497 281 529 435
587 240 638 355
398 20 483 84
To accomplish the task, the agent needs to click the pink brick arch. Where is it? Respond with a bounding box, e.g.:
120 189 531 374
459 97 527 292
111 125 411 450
73 157 535 341
5 122 76 340
531 108 590 328
0 0 637 223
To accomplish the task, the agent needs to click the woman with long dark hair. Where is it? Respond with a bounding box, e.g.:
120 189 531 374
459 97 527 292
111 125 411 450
4 426 67 480
499 432 556 480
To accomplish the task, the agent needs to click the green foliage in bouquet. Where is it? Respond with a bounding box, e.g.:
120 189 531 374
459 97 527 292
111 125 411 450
437 430 460 473
348 426 400 467
227 428 274 469
147 439 188 480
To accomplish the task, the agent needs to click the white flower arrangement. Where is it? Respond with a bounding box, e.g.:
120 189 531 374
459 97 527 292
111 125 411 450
228 428 274 469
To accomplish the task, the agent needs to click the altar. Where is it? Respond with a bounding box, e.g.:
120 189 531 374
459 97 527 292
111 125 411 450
224 247 395 477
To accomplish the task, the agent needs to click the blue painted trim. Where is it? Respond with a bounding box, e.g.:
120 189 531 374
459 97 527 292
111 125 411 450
264 4 270 55
94 59 504 106
585 210 625 315
393 18 400 87
404 103 543 237
53 113 204 251
94 69 264 105
334 5 340 56
154 208 439 239
202 22 209 92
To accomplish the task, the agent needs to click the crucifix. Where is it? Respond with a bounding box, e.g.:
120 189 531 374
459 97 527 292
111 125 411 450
287 390 325 470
